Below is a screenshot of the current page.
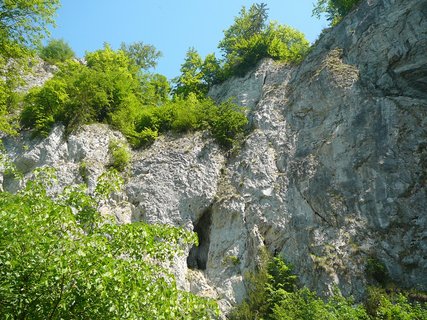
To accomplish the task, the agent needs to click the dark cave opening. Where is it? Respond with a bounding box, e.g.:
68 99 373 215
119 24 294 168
187 207 212 270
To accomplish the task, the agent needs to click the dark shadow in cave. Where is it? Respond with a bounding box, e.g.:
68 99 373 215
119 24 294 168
187 207 212 270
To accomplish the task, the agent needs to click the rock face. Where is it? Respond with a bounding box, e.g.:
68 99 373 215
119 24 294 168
1 0 426 315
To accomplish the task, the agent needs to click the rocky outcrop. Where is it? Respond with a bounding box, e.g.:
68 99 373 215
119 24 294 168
1 0 426 315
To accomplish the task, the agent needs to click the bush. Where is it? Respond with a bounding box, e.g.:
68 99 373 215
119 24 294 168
21 76 69 136
365 287 427 319
39 39 75 64
230 255 427 320
366 257 390 286
0 168 219 319
108 139 131 172
21 45 247 150
172 4 311 93
203 100 248 148
134 97 247 149
266 22 310 64
21 47 144 135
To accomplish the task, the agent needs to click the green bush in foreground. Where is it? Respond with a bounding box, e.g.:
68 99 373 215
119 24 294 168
0 167 219 319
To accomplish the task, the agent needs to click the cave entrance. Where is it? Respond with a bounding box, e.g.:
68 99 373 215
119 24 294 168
187 207 212 270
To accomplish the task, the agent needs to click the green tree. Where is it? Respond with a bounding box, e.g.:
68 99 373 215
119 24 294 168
219 3 269 76
0 167 219 319
120 41 162 71
201 53 223 88
266 22 310 64
173 47 206 98
139 73 171 106
313 0 362 26
219 3 269 56
39 38 75 64
230 255 427 320
217 3 309 78
0 0 60 59
22 45 144 135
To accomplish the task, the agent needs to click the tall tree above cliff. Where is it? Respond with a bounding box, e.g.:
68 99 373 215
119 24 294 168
313 0 362 26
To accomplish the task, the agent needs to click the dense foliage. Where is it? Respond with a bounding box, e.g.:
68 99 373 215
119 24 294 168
218 3 309 76
120 41 162 71
313 0 363 26
108 139 131 172
133 95 248 149
39 38 75 64
21 44 247 148
0 0 60 135
0 165 219 319
0 0 60 59
230 256 427 320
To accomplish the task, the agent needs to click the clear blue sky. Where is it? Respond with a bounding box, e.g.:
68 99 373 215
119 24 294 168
50 0 328 80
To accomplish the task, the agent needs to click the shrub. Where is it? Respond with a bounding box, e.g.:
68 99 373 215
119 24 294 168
172 4 311 93
365 287 427 319
108 139 131 172
366 257 389 286
230 255 426 319
21 47 144 135
203 100 248 148
0 167 219 319
79 161 89 184
39 39 75 64
266 22 310 64
21 45 247 150
132 97 247 149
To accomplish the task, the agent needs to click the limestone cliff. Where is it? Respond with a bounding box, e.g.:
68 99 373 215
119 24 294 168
1 0 426 314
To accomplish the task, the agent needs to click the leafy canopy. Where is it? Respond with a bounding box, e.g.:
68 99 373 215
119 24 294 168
0 166 219 319
21 44 147 136
172 48 224 99
219 3 309 77
120 41 162 71
0 0 60 59
313 0 363 26
21 44 247 149
39 38 75 64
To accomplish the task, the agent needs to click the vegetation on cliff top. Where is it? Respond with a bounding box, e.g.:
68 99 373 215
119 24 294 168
313 0 363 26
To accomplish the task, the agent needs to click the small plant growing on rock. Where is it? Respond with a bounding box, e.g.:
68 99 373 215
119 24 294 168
79 161 89 184
366 257 390 286
224 255 240 267
108 139 131 172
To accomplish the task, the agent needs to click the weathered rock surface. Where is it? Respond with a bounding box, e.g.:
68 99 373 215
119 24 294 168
1 0 426 315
